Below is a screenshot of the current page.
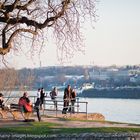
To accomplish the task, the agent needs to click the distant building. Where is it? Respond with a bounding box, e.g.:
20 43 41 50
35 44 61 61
89 70 110 80
89 68 129 81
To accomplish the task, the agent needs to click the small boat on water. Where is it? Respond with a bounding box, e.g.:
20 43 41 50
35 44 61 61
81 83 94 90
77 83 94 94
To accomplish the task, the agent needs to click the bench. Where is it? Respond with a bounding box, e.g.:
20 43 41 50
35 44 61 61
10 104 25 120
0 108 7 119
0 104 41 121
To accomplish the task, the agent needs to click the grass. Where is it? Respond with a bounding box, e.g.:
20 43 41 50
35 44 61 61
58 116 138 125
0 121 140 135
0 122 59 135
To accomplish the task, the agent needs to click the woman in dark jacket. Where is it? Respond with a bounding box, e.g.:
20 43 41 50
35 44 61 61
62 85 72 114
40 88 45 109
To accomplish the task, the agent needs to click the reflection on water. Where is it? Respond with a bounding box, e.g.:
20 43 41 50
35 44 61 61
5 90 140 124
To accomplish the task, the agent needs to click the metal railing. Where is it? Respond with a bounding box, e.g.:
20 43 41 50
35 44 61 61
44 98 88 118
3 96 88 119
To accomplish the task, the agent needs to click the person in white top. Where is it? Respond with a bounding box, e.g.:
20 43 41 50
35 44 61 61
37 88 41 98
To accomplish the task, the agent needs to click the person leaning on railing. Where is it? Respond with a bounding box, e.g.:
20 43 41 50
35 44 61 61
50 87 58 110
71 89 76 113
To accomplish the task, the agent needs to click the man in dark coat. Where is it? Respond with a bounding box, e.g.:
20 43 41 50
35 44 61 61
62 85 72 114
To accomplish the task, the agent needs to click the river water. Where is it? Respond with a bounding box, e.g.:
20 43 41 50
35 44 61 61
54 91 140 124
6 90 140 124
79 98 140 124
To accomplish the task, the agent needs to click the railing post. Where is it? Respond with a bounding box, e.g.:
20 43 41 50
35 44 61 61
70 102 72 117
43 98 45 115
55 100 57 117
77 97 79 113
34 96 36 104
86 102 88 120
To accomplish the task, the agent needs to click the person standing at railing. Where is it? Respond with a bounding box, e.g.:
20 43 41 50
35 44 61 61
50 87 58 110
40 87 46 110
36 88 42 108
37 88 41 99
62 84 72 114
71 89 76 113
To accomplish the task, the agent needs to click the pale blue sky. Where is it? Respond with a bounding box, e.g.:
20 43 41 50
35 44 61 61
81 0 140 66
3 0 140 69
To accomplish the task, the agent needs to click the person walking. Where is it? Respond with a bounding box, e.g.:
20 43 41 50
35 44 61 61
34 97 41 121
34 88 41 121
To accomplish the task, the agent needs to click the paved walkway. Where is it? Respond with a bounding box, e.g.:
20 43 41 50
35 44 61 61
0 114 140 129
41 118 140 128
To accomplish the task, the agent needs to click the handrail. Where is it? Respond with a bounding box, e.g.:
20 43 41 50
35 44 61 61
3 96 88 119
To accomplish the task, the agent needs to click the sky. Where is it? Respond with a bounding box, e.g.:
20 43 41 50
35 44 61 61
2 0 140 69
82 0 140 66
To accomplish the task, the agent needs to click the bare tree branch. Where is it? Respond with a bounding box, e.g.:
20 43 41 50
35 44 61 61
0 0 97 62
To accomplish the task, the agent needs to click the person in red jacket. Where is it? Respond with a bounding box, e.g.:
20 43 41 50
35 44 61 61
18 92 32 120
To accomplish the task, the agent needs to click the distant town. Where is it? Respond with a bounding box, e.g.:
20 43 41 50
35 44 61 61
16 65 140 91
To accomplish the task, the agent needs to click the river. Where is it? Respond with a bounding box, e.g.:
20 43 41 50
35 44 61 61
55 91 140 124
79 97 140 124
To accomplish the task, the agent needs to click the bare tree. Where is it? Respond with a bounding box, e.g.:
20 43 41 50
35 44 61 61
0 68 35 104
17 69 35 91
0 68 17 101
0 0 96 61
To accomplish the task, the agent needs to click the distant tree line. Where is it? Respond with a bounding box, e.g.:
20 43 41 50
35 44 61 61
1 65 140 92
